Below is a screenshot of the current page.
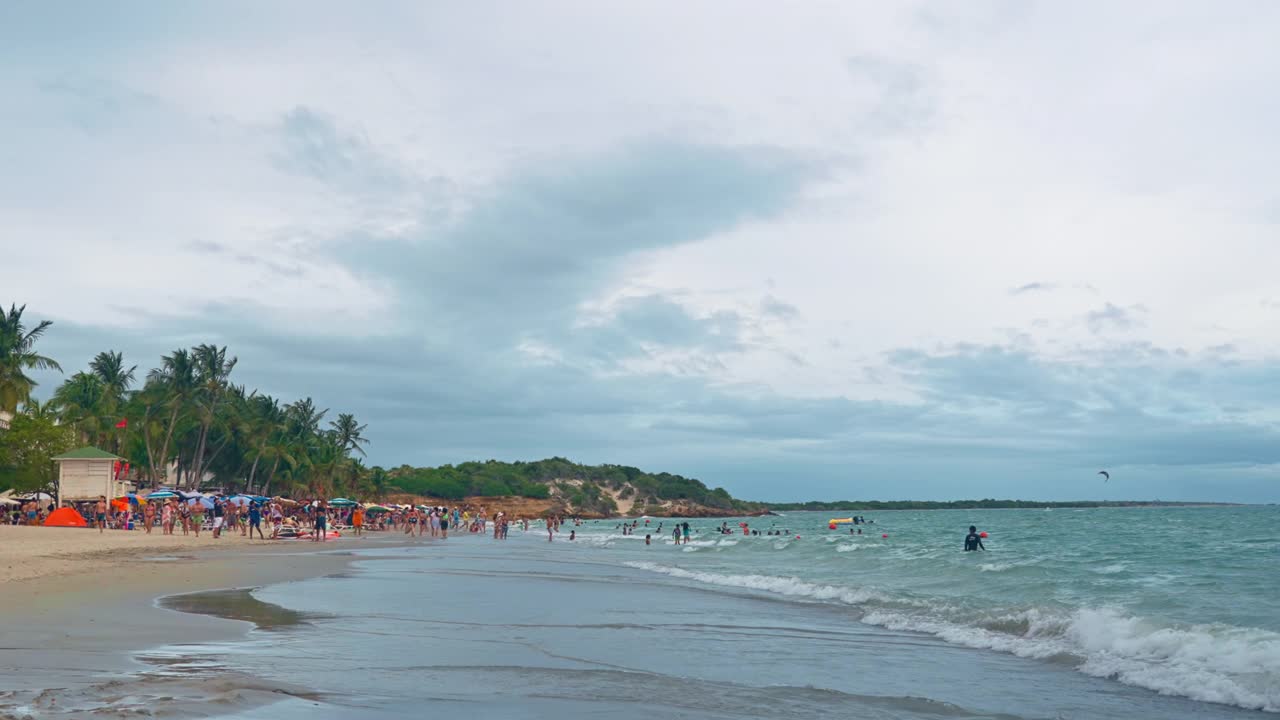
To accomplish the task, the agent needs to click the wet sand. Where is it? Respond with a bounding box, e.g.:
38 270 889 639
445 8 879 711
0 527 415 718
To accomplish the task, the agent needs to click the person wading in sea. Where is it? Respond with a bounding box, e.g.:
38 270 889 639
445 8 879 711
964 525 985 552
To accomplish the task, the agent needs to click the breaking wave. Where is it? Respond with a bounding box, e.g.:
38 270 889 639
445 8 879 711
624 561 1280 713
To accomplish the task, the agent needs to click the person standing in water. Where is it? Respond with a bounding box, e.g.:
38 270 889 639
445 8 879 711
964 525 985 551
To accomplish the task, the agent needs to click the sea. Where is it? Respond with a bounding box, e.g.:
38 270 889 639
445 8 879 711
32 507 1280 718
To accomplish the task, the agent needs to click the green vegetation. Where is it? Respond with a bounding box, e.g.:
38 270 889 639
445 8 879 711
0 303 380 500
763 499 1239 511
385 457 757 516
0 400 75 493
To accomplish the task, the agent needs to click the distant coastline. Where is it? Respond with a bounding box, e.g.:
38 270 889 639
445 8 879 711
759 499 1246 511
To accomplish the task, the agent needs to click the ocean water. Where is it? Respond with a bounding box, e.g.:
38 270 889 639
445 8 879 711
145 507 1278 718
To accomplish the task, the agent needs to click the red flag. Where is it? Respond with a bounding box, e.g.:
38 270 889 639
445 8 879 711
115 418 128 429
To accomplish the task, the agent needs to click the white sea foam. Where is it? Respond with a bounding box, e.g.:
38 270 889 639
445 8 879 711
625 561 1280 713
836 544 859 552
625 561 886 605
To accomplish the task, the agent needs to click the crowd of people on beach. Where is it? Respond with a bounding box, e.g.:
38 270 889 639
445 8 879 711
8 495 924 551
5 498 55 526
5 490 587 545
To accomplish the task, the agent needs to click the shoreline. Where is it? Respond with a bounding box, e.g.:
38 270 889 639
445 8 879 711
0 526 420 717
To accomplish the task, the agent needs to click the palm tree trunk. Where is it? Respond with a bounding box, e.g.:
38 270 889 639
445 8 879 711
247 453 262 494
142 408 160 489
154 403 181 485
262 456 281 497
189 418 211 491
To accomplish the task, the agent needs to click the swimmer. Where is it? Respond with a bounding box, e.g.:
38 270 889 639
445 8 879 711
645 534 651 546
964 525 985 552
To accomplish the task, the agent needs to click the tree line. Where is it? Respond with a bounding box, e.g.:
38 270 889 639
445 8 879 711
386 457 754 512
0 304 381 499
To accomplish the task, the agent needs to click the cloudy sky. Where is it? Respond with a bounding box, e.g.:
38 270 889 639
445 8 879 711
4 2 1280 502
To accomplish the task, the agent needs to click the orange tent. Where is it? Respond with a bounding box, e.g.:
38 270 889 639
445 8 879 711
44 507 89 528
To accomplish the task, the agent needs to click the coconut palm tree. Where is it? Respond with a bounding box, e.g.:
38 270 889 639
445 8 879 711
0 304 62 413
52 372 109 445
146 348 198 486
240 392 285 493
89 351 137 409
329 412 369 457
186 344 237 489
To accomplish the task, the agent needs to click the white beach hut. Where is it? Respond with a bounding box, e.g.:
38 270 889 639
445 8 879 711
52 447 128 507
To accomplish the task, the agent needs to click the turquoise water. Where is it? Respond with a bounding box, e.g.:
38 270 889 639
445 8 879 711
604 507 1280 711
117 506 1279 718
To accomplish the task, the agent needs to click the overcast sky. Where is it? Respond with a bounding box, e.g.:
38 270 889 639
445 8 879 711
4 2 1280 502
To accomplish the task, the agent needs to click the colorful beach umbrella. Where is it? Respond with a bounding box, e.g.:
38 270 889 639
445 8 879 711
146 490 180 500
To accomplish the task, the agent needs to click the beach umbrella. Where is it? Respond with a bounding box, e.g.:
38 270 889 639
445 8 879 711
186 496 215 509
0 496 19 506
146 490 180 500
225 495 253 507
274 497 298 506
16 492 54 501
329 498 358 507
364 505 391 513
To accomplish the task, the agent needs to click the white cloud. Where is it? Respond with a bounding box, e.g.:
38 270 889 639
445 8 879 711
4 1 1280 500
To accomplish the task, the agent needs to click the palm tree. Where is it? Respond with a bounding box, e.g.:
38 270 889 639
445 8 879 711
270 397 327 495
241 393 284 493
0 304 62 413
89 351 137 409
187 345 237 487
329 413 369 457
366 465 390 500
52 372 108 445
20 397 60 422
146 349 197 486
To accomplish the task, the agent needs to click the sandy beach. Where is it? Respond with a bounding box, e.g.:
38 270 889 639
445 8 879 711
0 526 414 718
0 524 327 584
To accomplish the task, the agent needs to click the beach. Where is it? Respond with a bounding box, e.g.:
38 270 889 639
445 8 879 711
0 526 408 718
3 508 1278 719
